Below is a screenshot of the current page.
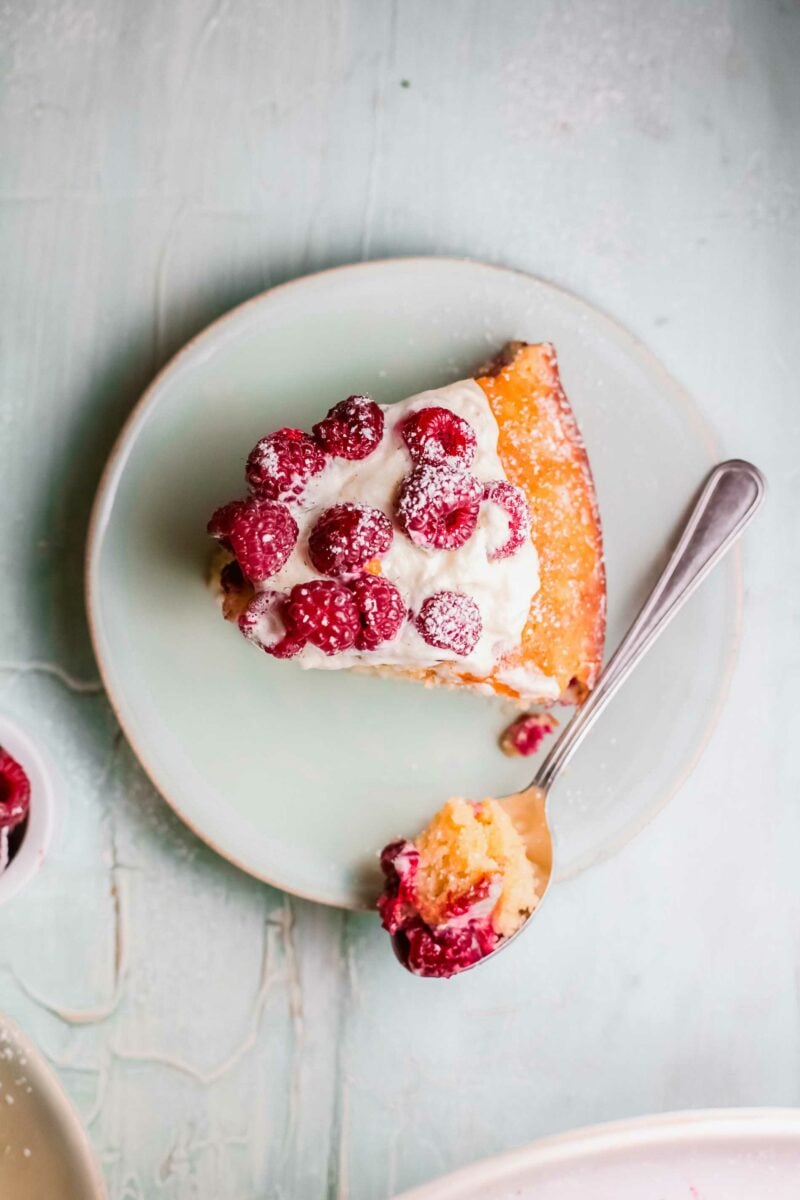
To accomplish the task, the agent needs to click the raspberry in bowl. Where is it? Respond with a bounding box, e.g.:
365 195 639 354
0 718 56 906
378 798 542 978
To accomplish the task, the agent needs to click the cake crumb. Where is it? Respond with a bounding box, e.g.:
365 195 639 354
500 710 558 757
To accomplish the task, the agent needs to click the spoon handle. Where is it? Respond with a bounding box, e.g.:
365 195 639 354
533 459 765 792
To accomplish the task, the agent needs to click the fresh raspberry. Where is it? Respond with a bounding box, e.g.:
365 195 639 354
313 395 384 460
482 480 531 560
396 463 481 550
286 580 360 655
396 916 498 978
401 406 477 466
308 503 393 577
246 428 326 503
238 591 306 659
415 590 482 656
0 748 31 833
219 559 255 622
348 575 405 650
208 498 298 582
500 711 558 757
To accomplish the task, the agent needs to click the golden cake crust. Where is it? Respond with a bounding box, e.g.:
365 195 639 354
475 341 606 698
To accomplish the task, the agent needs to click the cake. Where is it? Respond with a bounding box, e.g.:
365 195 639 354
378 798 541 978
207 341 605 705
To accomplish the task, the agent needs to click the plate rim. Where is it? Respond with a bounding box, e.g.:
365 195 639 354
391 1107 800 1198
85 255 743 906
0 1013 107 1198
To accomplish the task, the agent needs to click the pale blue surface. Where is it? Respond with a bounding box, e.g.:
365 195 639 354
1 2 798 1198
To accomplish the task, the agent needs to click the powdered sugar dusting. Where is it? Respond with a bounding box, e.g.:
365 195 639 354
313 394 384 459
397 461 482 551
308 502 393 576
416 590 482 656
246 428 326 502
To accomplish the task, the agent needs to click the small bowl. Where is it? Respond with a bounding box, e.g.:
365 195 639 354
0 716 56 906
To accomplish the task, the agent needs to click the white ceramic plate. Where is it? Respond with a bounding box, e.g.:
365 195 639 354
0 1015 106 1199
87 258 739 908
391 1109 800 1200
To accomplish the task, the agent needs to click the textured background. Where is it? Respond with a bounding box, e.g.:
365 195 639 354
1 1 799 1197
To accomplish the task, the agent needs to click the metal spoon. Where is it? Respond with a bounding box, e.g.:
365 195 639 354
477 459 765 970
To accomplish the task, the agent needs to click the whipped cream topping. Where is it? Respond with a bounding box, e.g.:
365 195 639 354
251 380 541 677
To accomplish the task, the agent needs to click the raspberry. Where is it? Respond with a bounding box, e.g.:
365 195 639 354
348 574 405 650
396 463 481 550
308 503 393 578
377 840 420 934
0 748 31 833
238 591 306 659
443 874 496 920
415 590 482 656
208 498 298 582
377 837 499 977
313 395 384 460
401 406 477 466
396 916 498 978
500 711 558 757
482 480 530 560
380 838 419 883
246 428 326 503
219 559 255 622
286 580 360 655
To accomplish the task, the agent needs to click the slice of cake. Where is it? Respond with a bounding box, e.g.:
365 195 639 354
378 798 541 978
208 342 605 705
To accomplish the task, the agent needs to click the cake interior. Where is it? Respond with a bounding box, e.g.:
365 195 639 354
413 798 539 938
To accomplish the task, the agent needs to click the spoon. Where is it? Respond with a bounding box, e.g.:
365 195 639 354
480 458 765 970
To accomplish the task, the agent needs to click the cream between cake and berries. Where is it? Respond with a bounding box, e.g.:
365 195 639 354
208 342 605 978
